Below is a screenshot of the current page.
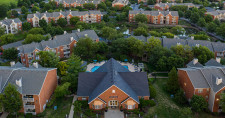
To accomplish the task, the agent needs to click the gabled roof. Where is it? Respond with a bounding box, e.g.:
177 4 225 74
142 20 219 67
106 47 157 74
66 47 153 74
162 38 187 49
205 59 223 67
1 40 23 50
0 18 22 26
187 40 214 52
0 64 55 94
77 58 150 104
129 10 179 17
19 30 99 54
211 42 225 52
186 59 204 68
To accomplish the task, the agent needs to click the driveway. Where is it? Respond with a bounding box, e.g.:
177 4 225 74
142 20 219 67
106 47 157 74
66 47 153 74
104 109 124 118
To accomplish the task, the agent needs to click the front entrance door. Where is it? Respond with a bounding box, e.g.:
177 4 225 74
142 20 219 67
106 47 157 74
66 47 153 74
108 100 118 108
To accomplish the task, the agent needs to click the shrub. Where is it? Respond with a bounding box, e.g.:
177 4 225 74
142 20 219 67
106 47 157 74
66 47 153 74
25 113 33 118
174 89 187 105
83 109 95 117
190 95 208 112
149 85 156 99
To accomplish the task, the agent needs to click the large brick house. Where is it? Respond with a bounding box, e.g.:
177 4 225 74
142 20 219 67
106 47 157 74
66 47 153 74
129 10 179 25
0 62 57 115
178 58 225 112
154 3 197 11
54 0 103 8
205 10 225 20
112 0 129 9
0 17 22 34
18 30 99 67
77 58 150 110
27 10 102 27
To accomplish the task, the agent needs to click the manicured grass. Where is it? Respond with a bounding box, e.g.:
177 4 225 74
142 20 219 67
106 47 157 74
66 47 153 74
37 96 73 118
144 78 221 118
0 0 17 5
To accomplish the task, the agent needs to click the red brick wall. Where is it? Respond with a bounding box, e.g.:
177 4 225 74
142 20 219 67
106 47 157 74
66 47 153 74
112 3 125 9
194 89 210 101
89 85 130 109
178 70 195 100
213 87 225 112
38 69 57 113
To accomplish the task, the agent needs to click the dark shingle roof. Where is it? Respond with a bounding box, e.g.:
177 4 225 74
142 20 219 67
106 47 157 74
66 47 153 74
0 65 55 94
205 59 223 67
1 40 23 50
186 59 204 68
77 58 149 104
162 38 187 49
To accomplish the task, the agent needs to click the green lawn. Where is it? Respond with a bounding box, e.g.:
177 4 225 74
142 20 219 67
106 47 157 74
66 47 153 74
144 78 221 118
0 0 17 5
37 96 73 118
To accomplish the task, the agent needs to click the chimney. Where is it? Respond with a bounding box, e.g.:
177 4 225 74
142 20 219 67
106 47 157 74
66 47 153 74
69 9 71 12
5 17 7 20
77 29 80 32
193 58 198 65
64 31 67 34
196 44 200 47
216 77 222 85
16 78 22 87
36 11 38 13
169 12 171 14
33 62 38 68
12 20 14 23
216 57 221 63
60 10 62 12
70 37 74 41
10 61 15 67
84 34 88 37
191 36 194 40
177 42 181 45
46 11 47 13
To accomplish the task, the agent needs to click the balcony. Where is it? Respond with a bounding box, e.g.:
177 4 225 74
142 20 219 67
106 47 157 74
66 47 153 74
64 51 70 55
23 98 34 102
24 105 35 109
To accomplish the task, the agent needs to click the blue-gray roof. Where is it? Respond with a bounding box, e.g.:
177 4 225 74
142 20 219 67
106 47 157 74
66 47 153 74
77 58 150 104
0 63 55 94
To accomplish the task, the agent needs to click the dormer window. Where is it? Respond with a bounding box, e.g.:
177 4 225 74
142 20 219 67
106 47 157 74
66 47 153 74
112 90 115 93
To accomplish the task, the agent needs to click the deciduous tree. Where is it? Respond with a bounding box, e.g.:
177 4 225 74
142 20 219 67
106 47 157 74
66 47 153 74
0 84 23 116
190 95 208 112
37 51 60 67
134 14 148 23
2 48 18 61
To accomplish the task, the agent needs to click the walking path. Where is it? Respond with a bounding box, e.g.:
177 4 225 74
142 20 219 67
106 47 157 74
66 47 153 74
68 95 77 118
0 112 8 118
105 109 124 118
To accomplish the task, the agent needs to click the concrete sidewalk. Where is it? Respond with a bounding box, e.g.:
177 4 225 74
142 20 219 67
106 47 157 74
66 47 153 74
0 112 8 118
68 95 77 118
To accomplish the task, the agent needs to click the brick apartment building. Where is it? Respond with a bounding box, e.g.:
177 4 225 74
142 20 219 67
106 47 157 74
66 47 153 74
130 35 225 59
112 0 129 9
205 10 225 20
129 10 179 25
154 3 197 11
18 30 99 67
0 17 22 34
178 58 225 112
77 58 150 110
0 62 57 115
54 0 103 8
27 10 102 27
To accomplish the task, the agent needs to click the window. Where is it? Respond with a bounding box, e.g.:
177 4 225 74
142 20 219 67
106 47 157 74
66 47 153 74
184 83 186 86
82 97 86 100
128 104 135 109
198 89 203 93
94 105 102 109
112 90 115 93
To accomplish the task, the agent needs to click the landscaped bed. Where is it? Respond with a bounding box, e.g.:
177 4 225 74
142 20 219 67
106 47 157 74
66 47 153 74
144 78 221 118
